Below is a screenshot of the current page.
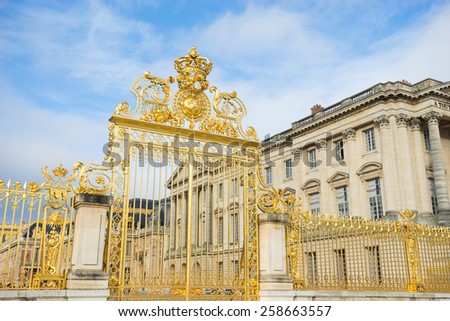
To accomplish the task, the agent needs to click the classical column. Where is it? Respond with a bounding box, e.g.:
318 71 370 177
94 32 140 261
395 113 417 212
291 147 303 194
410 118 435 225
342 128 360 216
181 191 188 248
316 138 329 214
374 115 400 220
422 111 450 226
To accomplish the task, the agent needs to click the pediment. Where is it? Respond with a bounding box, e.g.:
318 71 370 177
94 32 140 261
356 162 382 181
301 179 320 194
228 202 239 211
283 187 296 196
327 171 349 189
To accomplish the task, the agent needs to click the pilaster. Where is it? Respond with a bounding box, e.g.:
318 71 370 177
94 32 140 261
374 115 400 219
395 113 417 212
342 128 360 216
315 138 329 214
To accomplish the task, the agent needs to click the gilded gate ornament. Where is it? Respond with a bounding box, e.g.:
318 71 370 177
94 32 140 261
400 209 424 292
113 47 258 141
28 163 110 289
105 47 261 300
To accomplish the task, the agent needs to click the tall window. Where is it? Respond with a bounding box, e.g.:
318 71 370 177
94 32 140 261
306 251 317 283
336 186 349 217
424 129 431 151
334 249 347 284
232 178 239 195
366 246 382 284
285 159 293 179
218 217 224 245
335 140 344 161
234 260 240 276
218 262 223 280
126 240 132 256
429 178 438 215
364 128 376 152
308 149 317 169
219 183 223 199
265 167 272 185
231 211 239 243
368 178 383 219
309 193 320 215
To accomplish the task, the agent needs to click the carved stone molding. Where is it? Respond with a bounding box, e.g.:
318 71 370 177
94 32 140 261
409 117 422 131
374 115 390 129
422 111 442 125
342 128 356 140
395 113 410 127
315 138 327 150
291 147 302 157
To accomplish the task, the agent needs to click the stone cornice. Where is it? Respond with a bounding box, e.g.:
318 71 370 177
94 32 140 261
262 80 450 145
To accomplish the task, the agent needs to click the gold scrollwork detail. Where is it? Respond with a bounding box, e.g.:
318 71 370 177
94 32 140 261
74 162 112 196
112 47 258 141
400 209 424 292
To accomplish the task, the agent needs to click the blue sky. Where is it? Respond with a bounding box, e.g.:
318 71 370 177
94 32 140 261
1 0 450 183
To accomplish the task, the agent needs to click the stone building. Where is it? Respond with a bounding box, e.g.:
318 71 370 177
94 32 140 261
262 78 450 226
164 162 244 284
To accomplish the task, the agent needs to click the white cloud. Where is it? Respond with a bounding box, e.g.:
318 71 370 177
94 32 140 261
0 80 108 183
0 1 161 93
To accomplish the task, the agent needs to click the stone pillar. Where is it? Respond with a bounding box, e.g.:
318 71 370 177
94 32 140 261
374 115 400 221
316 138 329 214
259 212 294 301
66 193 111 300
423 111 450 226
395 113 417 212
342 128 360 216
410 118 435 225
291 148 303 194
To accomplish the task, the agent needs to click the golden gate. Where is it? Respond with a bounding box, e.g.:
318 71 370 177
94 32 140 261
103 47 260 300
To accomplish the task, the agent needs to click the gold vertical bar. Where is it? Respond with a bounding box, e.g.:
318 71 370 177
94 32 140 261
29 194 43 288
161 146 170 291
242 162 249 300
12 188 24 283
149 147 157 292
20 188 32 287
118 143 132 300
185 152 194 301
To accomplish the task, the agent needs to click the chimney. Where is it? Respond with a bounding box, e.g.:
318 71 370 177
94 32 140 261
311 104 324 116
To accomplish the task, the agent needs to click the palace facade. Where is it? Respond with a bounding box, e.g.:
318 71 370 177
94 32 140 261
262 78 450 226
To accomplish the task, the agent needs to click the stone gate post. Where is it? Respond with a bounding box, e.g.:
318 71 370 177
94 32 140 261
66 193 112 300
259 212 294 300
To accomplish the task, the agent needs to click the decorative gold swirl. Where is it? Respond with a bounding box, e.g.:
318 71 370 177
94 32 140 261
74 162 112 196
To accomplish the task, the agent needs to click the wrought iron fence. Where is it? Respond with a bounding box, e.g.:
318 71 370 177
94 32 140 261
286 208 450 293
0 165 76 290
